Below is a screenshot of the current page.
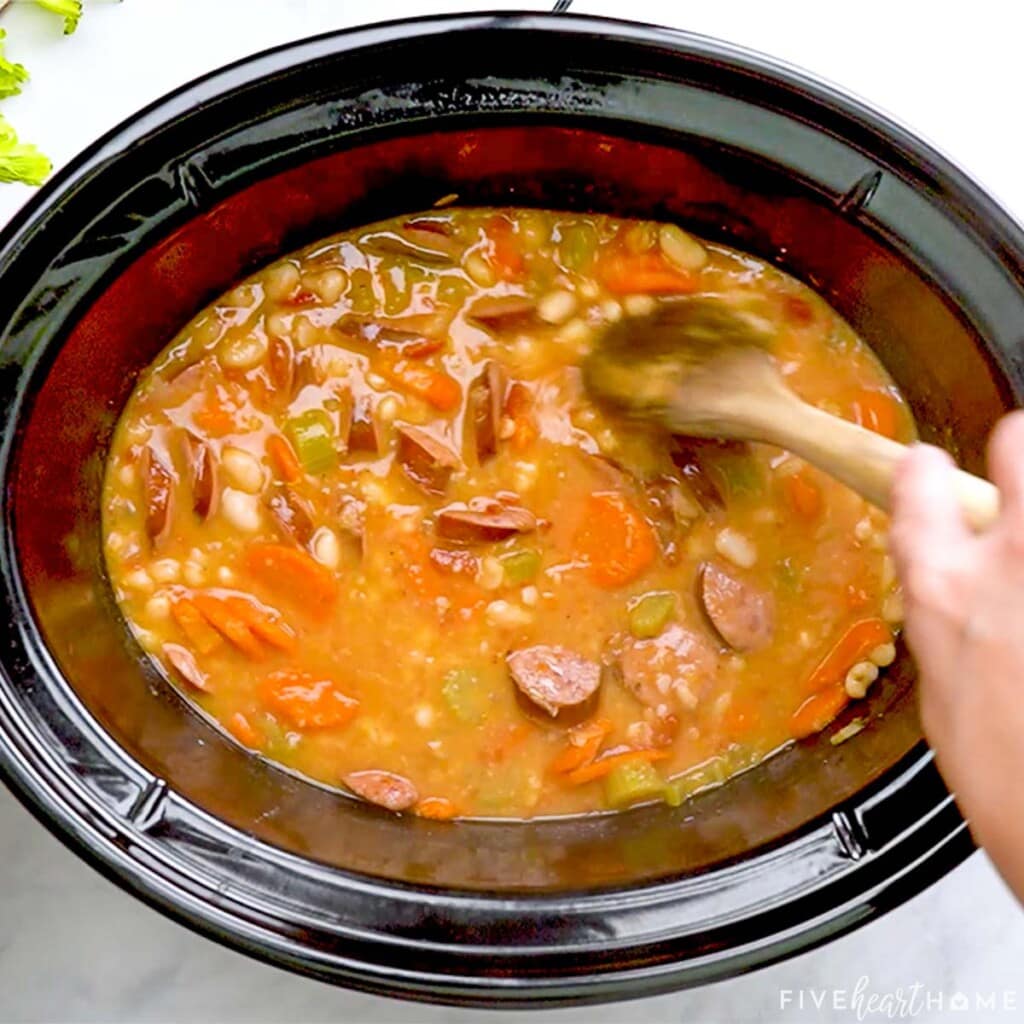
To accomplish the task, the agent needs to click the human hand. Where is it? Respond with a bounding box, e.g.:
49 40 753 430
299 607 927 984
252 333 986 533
890 411 1024 901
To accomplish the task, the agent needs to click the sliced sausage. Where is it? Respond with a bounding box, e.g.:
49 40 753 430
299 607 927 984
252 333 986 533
618 623 719 711
140 445 174 546
436 502 536 543
429 547 480 577
180 432 218 521
348 397 381 455
267 486 316 548
399 224 464 260
267 336 295 399
373 326 444 359
645 475 697 566
163 643 211 692
335 492 366 552
467 295 537 331
698 562 775 652
397 426 460 496
507 645 602 718
669 439 724 513
361 228 459 266
344 770 419 812
467 360 506 462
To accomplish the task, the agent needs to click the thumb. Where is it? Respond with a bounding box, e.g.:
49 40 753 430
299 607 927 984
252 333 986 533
890 443 970 584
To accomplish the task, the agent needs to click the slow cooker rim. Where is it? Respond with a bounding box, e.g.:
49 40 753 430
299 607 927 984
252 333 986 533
0 9 999 1004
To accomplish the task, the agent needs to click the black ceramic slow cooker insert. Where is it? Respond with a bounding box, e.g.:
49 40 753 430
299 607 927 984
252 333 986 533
1 12 1021 1008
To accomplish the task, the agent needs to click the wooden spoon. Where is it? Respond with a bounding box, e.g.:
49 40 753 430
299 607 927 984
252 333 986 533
582 299 1000 530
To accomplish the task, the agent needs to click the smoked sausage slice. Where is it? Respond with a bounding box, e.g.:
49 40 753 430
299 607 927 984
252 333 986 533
507 645 601 718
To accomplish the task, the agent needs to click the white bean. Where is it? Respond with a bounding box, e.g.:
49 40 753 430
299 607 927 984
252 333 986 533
464 250 496 288
145 594 171 620
414 704 435 728
220 488 261 532
623 294 657 317
537 289 577 325
264 262 300 302
183 561 206 587
217 330 268 371
845 660 879 699
304 268 348 304
520 585 539 607
513 461 539 493
476 556 504 590
882 590 904 624
556 318 591 347
715 528 757 568
599 299 623 323
216 566 236 585
149 558 181 584
123 568 153 593
264 309 291 338
311 527 342 570
222 446 263 494
658 223 708 271
869 642 897 667
485 600 533 628
377 396 400 423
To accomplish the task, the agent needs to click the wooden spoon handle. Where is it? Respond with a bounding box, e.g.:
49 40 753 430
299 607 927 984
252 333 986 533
763 400 1000 532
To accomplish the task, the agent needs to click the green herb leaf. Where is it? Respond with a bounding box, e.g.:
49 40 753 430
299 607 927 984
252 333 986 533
0 115 51 186
0 30 30 99
32 0 82 35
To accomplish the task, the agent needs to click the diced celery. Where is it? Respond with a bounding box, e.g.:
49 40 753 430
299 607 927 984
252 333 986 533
285 409 336 475
604 760 666 808
500 548 541 585
628 591 676 638
382 264 411 316
777 558 805 594
662 755 732 807
663 780 685 807
347 268 375 315
717 454 762 496
436 274 470 307
559 222 598 272
441 668 487 724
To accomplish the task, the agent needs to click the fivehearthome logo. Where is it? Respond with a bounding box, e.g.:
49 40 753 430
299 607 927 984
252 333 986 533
779 976 1018 1018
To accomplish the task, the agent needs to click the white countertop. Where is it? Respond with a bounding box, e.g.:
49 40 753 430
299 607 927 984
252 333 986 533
1 1 1022 1021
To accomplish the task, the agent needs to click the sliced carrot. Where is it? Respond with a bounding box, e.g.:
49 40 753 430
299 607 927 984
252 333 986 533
791 684 850 739
193 404 236 437
191 593 265 660
402 336 445 359
597 252 696 295
261 669 359 729
485 214 524 281
244 543 339 613
574 492 657 588
415 797 459 820
802 618 892 698
504 382 536 450
850 389 900 440
227 711 262 748
376 355 461 411
783 469 823 521
223 595 298 653
566 748 670 785
170 597 223 655
550 717 613 774
266 434 302 483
